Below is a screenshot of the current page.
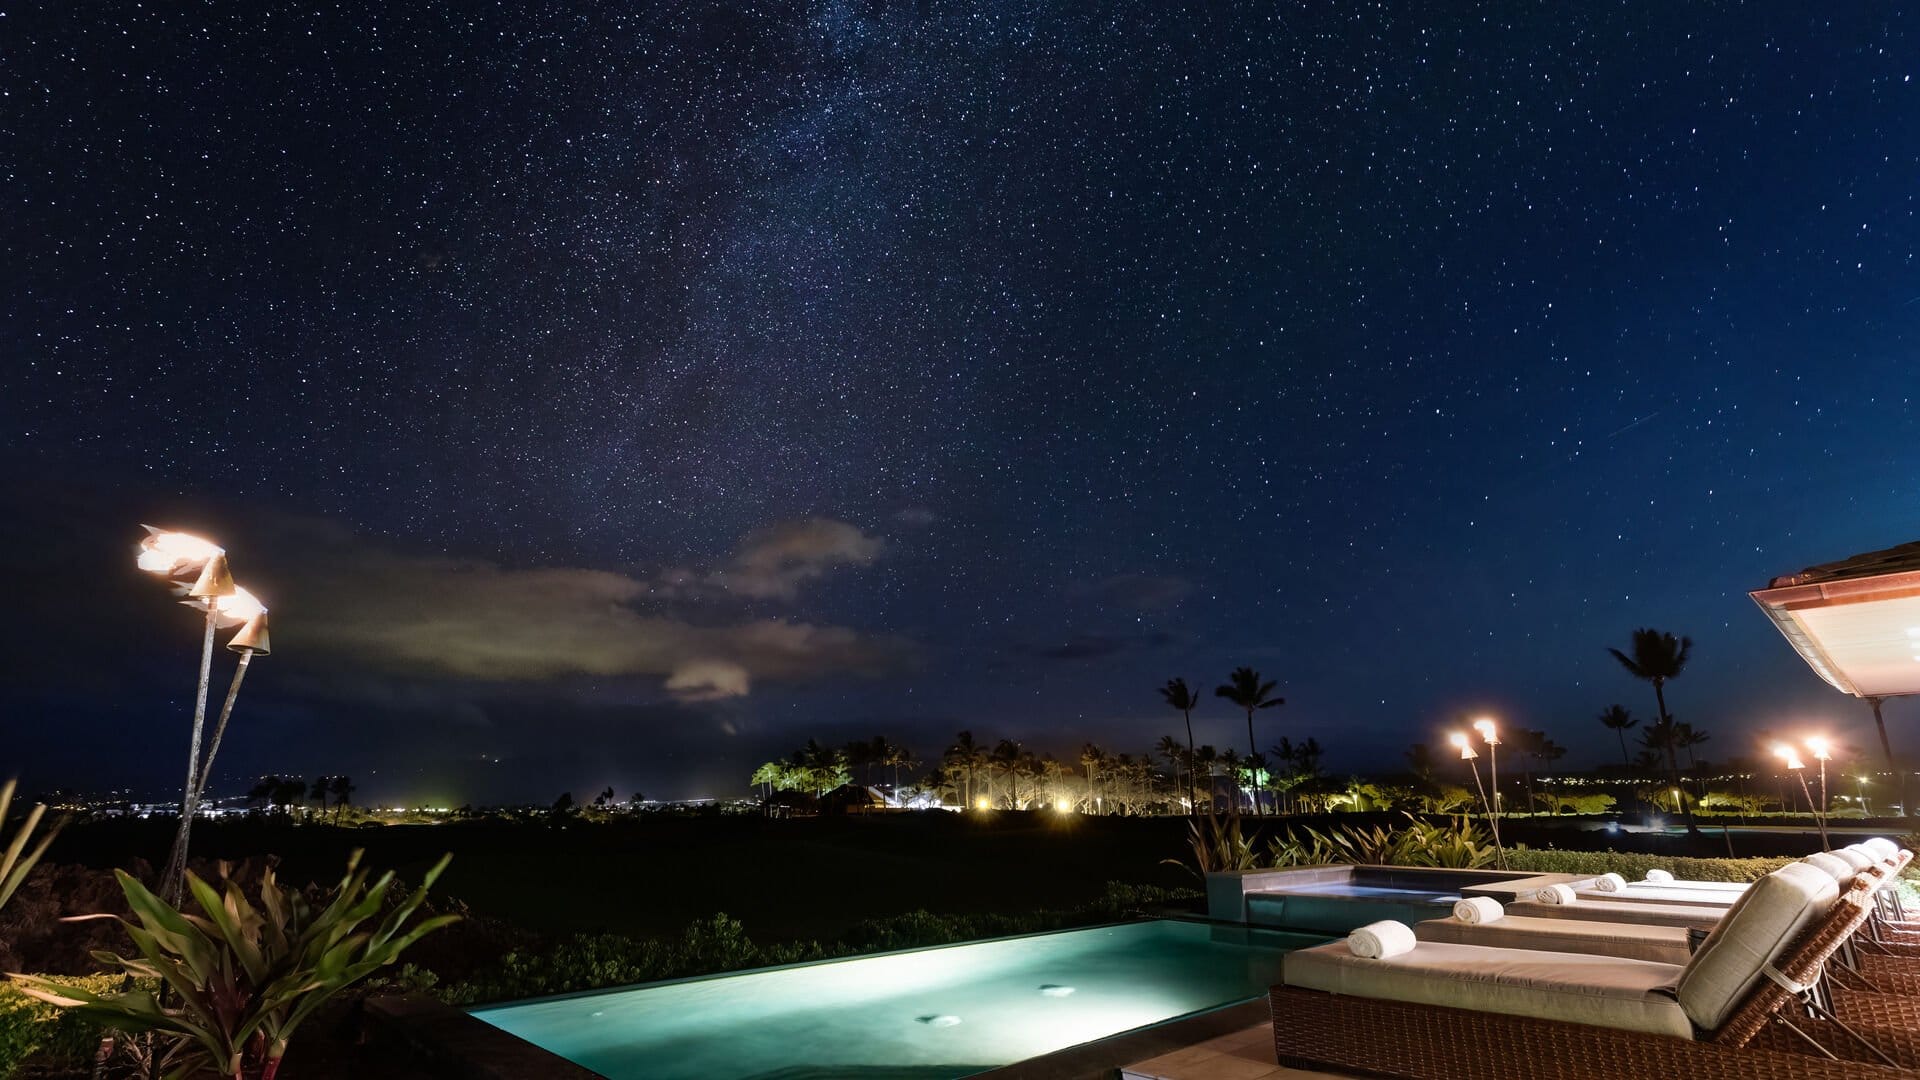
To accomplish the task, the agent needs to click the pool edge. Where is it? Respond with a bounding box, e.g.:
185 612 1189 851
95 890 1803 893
366 993 610 1080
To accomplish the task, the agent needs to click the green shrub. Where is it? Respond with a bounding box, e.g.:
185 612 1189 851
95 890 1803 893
439 881 1202 1005
1499 849 1792 882
0 975 126 1078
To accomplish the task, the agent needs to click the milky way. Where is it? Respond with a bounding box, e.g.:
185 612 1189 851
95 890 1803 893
5 3 1919 800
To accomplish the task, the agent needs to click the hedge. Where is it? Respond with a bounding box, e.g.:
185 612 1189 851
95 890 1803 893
0 974 126 1078
1499 849 1794 883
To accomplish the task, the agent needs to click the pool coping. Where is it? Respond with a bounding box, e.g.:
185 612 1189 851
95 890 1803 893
970 997 1271 1079
366 993 610 1080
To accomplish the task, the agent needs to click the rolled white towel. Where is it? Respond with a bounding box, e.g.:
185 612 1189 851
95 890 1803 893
1591 872 1628 892
1347 920 1418 959
1644 869 1674 883
1862 837 1900 862
1453 896 1504 924
1533 884 1577 905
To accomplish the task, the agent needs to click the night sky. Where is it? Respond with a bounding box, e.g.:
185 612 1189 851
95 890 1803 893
5 3 1918 804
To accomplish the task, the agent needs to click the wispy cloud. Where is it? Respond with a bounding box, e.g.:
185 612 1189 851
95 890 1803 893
264 519 909 698
1070 573 1194 611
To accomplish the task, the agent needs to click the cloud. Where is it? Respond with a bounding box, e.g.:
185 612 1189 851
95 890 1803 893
892 506 938 528
663 660 752 701
257 520 910 696
1024 631 1176 662
705 517 885 599
1071 573 1194 611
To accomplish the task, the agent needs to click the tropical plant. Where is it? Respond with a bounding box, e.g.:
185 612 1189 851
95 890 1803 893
1164 813 1262 879
1 780 62 917
1609 628 1697 832
1215 668 1285 814
1267 814 1498 869
1157 677 1202 814
1597 704 1637 767
11 852 457 1080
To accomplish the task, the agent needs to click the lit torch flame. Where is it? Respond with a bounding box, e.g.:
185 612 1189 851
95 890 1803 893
137 528 224 576
181 585 267 628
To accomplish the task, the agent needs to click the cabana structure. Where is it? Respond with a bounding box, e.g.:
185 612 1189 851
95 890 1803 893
1751 540 1920 815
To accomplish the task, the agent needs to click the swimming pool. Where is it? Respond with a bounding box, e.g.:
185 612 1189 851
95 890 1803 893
470 920 1320 1079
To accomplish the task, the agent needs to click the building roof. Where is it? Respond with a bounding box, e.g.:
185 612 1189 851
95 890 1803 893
1767 540 1920 588
1751 539 1920 699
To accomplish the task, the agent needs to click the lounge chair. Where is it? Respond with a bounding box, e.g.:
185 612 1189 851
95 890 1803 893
1272 864 1908 1079
1414 906 1694 965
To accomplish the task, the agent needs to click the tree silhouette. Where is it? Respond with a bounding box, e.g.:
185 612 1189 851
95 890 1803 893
1609 628 1698 834
1598 705 1638 768
1214 667 1285 815
1157 677 1203 814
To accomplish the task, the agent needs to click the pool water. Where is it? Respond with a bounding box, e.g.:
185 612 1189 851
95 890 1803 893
472 920 1319 1079
1246 883 1461 934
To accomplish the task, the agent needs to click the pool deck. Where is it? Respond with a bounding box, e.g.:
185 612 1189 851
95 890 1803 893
1122 1022 1348 1080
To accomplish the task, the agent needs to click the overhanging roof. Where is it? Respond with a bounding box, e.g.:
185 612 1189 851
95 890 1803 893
1751 541 1920 698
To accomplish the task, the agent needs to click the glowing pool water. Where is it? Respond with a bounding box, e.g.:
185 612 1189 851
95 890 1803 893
470 919 1317 1079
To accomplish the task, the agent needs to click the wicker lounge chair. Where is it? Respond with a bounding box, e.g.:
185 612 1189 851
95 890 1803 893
1505 895 1729 929
1414 911 1694 964
1271 866 1908 1079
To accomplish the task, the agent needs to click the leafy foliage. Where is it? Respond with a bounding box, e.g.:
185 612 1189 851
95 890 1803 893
0 780 62 916
0 974 127 1079
1498 849 1791 882
9 851 457 1080
1165 814 1263 878
1266 814 1499 869
438 881 1199 1005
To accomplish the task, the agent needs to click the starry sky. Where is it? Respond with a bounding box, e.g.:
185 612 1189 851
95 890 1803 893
5 2 1919 804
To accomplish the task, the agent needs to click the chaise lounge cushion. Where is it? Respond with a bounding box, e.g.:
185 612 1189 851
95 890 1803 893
1574 884 1747 907
1800 851 1855 884
1414 914 1692 965
1282 939 1693 1039
1672 861 1836 1031
1829 847 1876 873
1504 898 1725 930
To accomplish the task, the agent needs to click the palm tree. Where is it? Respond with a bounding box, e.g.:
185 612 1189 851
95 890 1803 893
1154 734 1185 814
1672 721 1711 797
1215 667 1285 815
1191 745 1218 813
883 741 916 804
273 777 306 819
1080 743 1106 813
947 731 986 808
328 775 354 822
246 777 276 816
1157 677 1202 814
309 776 331 821
1609 628 1696 832
991 739 1026 808
1218 748 1244 814
1598 705 1638 767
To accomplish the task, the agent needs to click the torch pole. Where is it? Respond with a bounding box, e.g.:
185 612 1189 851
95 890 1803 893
1485 742 1503 853
163 603 219 905
1795 773 1829 849
189 652 251 812
1466 757 1505 869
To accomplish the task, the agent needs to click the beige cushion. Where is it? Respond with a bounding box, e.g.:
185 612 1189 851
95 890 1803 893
1801 851 1855 884
1629 880 1747 894
1507 898 1724 931
1830 847 1875 873
1282 939 1692 1038
1674 862 1836 1031
1861 837 1900 862
1575 884 1744 907
1414 915 1692 965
